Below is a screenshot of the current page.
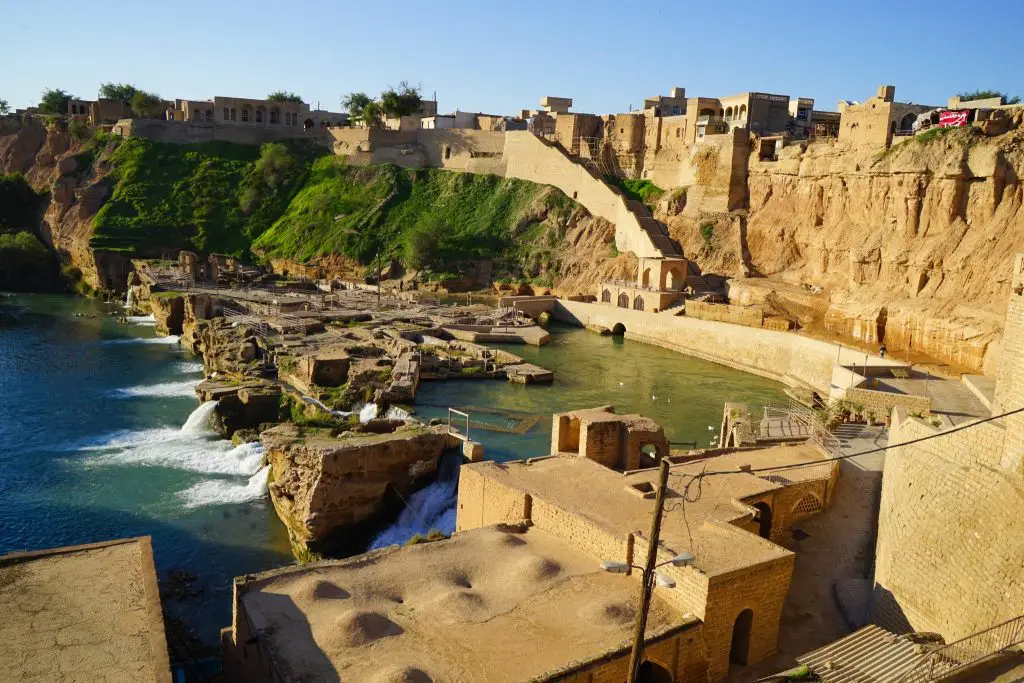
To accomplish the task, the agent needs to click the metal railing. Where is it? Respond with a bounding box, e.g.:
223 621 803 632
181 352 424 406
757 400 842 457
448 408 470 441
899 615 1024 683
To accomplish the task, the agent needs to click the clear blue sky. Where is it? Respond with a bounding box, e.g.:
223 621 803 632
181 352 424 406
4 0 1022 114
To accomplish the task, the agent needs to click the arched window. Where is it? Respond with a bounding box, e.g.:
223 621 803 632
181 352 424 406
444 147 452 160
205 109 213 122
241 108 250 122
270 108 280 124
633 296 644 311
601 289 611 303
739 104 747 119
224 108 230 120
255 108 264 123
192 109 200 121
231 108 236 121
617 293 629 308
641 268 651 288
725 106 733 120
303 118 314 131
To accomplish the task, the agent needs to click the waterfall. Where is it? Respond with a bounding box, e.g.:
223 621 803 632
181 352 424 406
385 405 412 420
358 402 379 423
181 401 217 435
370 451 462 549
178 465 271 508
126 288 135 310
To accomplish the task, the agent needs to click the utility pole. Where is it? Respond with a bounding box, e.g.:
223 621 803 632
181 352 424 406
626 458 671 683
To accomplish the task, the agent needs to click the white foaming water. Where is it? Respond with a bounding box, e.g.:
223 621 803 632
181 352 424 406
385 405 411 420
370 480 457 549
178 465 271 508
358 402 379 423
82 428 264 476
105 335 180 346
125 314 156 326
111 380 197 398
177 361 204 374
182 401 218 434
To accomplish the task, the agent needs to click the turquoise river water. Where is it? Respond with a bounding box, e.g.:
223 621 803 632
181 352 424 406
0 293 786 658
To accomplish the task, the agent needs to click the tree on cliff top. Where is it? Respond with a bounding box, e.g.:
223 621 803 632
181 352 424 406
379 82 423 119
39 89 73 115
99 83 140 103
268 91 304 103
342 92 372 117
130 90 164 118
956 89 1021 105
0 99 10 116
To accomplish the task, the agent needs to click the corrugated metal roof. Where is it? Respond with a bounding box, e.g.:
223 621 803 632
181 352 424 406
797 625 928 683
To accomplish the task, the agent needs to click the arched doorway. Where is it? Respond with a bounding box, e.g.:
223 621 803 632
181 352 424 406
611 323 626 335
730 609 754 665
601 289 611 303
752 502 772 539
303 118 314 131
637 660 673 683
899 112 916 131
633 296 645 311
641 268 651 288
617 293 629 308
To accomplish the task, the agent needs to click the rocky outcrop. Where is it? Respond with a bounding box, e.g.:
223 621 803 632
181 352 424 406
261 423 451 555
150 295 185 336
660 125 1024 372
196 379 282 437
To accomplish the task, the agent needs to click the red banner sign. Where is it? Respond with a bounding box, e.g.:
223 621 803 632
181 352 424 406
939 110 970 128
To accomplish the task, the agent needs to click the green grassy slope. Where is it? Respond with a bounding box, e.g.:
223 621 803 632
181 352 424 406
90 138 325 257
252 158 576 275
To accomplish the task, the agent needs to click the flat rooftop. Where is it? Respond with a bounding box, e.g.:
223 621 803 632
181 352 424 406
466 442 830 576
0 537 171 682
238 526 695 682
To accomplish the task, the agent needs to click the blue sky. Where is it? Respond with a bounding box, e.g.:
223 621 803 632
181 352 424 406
3 0 1022 114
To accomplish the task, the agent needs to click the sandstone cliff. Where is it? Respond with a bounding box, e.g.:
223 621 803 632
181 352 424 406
658 125 1024 372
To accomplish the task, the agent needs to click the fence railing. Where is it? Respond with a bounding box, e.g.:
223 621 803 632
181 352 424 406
757 400 842 457
448 408 470 441
899 614 1024 683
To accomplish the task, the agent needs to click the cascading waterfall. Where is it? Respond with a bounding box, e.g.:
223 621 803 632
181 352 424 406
369 451 461 549
125 287 135 310
358 402 379 423
181 401 218 434
385 405 412 420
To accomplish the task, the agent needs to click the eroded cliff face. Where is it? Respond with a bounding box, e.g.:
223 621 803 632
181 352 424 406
661 125 1024 372
0 117 126 291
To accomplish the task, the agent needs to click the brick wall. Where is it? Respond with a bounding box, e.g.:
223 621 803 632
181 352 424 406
873 409 1022 639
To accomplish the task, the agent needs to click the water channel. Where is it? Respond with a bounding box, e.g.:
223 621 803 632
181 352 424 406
0 294 786 658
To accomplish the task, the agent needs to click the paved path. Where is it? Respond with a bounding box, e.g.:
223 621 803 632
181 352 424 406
726 430 887 681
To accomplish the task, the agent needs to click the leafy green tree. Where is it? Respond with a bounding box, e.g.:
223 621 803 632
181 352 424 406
0 99 10 116
0 231 59 291
39 88 73 115
403 223 439 270
267 91 303 103
379 81 422 118
68 118 91 142
98 83 139 103
359 101 383 128
129 90 164 118
342 92 372 118
956 90 1021 105
254 143 297 189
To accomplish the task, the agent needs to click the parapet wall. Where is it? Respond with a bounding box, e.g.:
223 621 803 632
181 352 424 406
113 118 332 147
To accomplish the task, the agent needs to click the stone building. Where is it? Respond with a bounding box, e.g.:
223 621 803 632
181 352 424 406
644 87 688 116
167 96 347 131
67 98 130 125
221 409 839 682
838 85 934 149
871 253 1024 640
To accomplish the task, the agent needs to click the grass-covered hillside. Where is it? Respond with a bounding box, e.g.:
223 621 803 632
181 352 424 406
252 158 576 277
85 137 578 280
91 138 326 257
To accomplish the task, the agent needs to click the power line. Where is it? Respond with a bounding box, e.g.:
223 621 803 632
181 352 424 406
675 405 1024 481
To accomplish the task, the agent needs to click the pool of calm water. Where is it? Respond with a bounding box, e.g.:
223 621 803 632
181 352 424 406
0 295 787 658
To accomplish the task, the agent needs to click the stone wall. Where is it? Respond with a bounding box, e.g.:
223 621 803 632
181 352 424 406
844 386 931 418
113 118 332 147
555 299 884 395
872 409 1022 638
685 300 764 327
993 254 1024 461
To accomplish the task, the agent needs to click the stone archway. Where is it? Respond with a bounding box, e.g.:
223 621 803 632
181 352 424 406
601 289 611 303
611 323 626 335
633 296 645 311
617 293 629 308
730 608 754 665
641 268 651 288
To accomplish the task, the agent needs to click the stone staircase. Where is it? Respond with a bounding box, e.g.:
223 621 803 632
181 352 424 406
517 133 680 259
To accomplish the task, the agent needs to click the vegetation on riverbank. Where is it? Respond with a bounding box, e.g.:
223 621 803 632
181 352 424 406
0 232 61 291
